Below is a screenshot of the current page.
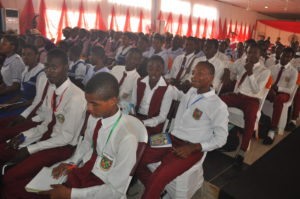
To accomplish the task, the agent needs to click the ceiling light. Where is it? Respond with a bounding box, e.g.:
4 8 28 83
264 6 268 9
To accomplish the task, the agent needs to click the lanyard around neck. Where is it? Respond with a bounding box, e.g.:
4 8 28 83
51 88 68 112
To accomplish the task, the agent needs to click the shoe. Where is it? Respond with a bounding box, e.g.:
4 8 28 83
234 155 244 169
285 122 297 132
263 136 274 145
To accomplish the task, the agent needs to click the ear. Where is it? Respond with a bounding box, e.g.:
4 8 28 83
109 97 118 106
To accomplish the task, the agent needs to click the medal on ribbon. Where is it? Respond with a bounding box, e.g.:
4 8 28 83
100 154 113 171
56 114 65 123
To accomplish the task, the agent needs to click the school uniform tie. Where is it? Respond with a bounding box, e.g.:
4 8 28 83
175 56 187 81
119 72 127 87
274 66 285 86
79 119 102 173
80 112 90 137
27 81 49 119
237 71 248 88
41 92 57 140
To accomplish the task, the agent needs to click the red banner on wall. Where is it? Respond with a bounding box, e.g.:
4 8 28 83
258 20 300 34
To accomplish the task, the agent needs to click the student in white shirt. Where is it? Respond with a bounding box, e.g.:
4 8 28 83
264 48 298 145
0 48 86 186
0 45 44 118
34 36 47 64
136 35 150 77
143 33 169 74
68 45 87 89
82 46 109 86
220 44 270 166
111 48 141 112
136 61 228 199
131 55 174 136
167 35 184 62
115 32 133 65
4 73 139 199
265 44 284 68
202 39 230 93
168 37 199 92
0 35 25 102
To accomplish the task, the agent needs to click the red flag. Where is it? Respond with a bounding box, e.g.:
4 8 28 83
202 18 208 38
186 15 193 37
123 8 131 32
176 14 183 36
246 24 251 40
218 17 222 39
138 10 144 32
238 22 243 41
195 17 201 38
77 0 87 28
222 18 227 39
210 20 216 39
95 4 106 30
0 1 4 8
157 11 163 21
242 23 247 41
232 20 238 41
109 6 118 31
19 0 35 34
56 0 69 42
227 19 232 39
37 0 47 37
164 12 173 33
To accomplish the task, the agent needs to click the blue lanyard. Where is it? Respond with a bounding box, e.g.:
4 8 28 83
186 96 204 109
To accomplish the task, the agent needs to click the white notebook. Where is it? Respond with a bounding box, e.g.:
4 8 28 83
25 167 67 193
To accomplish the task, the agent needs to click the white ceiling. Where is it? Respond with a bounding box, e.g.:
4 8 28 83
216 0 300 19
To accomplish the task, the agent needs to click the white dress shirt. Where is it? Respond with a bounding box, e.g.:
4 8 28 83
67 110 138 199
265 54 278 69
115 45 132 60
171 87 228 152
68 59 87 80
234 62 271 99
168 53 200 82
110 65 140 102
82 65 110 86
131 76 175 127
1 53 25 86
271 63 298 95
291 58 300 72
21 78 86 154
167 47 184 61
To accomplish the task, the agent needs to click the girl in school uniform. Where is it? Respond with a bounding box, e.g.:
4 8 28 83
0 45 44 117
131 55 174 136
0 35 25 103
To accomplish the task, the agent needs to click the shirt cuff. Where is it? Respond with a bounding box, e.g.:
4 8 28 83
27 143 40 154
71 188 85 199
200 142 211 152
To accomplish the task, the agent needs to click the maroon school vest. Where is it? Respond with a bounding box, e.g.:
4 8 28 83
135 77 168 135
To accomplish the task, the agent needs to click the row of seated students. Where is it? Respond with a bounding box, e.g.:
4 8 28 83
0 31 299 198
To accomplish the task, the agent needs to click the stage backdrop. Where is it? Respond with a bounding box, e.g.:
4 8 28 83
256 20 300 46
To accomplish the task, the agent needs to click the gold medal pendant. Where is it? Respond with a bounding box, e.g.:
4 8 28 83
56 114 65 123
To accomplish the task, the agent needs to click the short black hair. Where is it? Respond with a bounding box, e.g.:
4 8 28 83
207 39 219 49
196 61 215 75
23 44 38 54
127 48 142 57
283 47 295 57
147 55 164 67
186 36 197 43
139 35 149 44
85 72 119 100
69 45 82 58
153 33 164 43
47 48 68 65
3 35 18 52
90 46 106 59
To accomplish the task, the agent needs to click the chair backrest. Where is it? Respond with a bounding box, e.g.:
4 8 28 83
163 100 180 133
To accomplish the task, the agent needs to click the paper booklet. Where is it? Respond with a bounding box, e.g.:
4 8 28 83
25 167 67 193
150 132 172 148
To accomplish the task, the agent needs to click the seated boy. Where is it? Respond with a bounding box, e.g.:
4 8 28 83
0 48 86 186
82 46 109 86
131 55 174 136
110 48 141 112
0 44 44 118
264 48 298 144
3 73 139 199
136 61 228 199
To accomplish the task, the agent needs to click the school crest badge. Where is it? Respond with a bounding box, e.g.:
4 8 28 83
56 114 65 123
193 108 202 120
100 155 113 171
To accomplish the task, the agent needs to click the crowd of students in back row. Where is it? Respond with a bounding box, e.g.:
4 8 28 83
0 27 299 199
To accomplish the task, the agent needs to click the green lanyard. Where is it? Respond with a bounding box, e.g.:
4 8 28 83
94 114 122 157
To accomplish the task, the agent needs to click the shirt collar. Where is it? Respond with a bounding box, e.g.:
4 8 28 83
3 53 19 66
54 78 70 95
208 53 218 62
142 76 167 87
190 87 216 98
125 68 137 75
101 109 121 128
253 62 261 70
185 52 195 59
